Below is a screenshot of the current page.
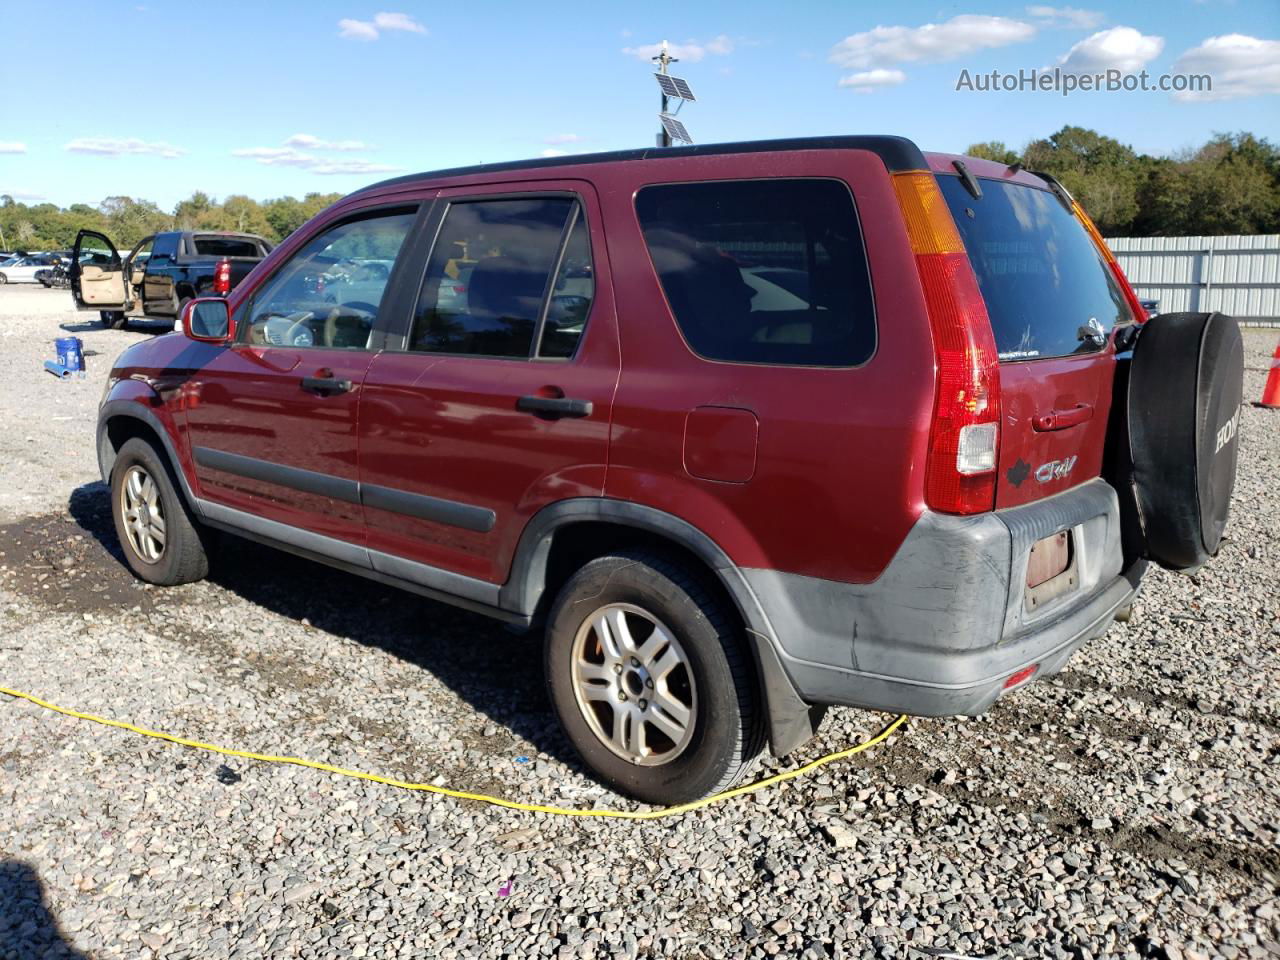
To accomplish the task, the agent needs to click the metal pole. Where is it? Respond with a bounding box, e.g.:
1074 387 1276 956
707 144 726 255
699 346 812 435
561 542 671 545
653 40 676 148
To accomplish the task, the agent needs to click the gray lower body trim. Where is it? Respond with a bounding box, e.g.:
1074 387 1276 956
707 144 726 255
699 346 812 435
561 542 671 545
743 479 1144 716
196 498 515 623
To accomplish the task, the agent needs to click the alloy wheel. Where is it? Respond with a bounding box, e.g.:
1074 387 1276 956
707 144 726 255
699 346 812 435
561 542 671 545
120 465 166 564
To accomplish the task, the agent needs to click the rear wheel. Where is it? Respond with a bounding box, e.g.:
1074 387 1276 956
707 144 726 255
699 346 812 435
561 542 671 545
544 549 762 804
110 438 209 586
0 273 8 284
100 310 127 329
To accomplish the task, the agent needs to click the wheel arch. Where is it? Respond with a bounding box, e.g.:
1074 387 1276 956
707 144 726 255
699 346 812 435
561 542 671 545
502 499 822 756
98 400 202 518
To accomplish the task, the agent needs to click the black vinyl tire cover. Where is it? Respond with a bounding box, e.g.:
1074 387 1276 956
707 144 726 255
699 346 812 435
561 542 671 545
1128 312 1243 571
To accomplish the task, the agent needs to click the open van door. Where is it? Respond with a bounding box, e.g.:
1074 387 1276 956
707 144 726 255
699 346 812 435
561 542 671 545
71 230 129 321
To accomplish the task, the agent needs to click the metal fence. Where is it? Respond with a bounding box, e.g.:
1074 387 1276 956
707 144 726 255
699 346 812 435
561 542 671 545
1104 234 1280 327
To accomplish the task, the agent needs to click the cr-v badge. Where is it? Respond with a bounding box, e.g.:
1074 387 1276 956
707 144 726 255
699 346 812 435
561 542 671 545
1035 455 1078 483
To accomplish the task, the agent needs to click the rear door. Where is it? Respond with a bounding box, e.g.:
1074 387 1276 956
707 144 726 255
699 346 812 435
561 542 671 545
70 230 127 310
357 181 619 585
142 233 179 315
937 174 1131 508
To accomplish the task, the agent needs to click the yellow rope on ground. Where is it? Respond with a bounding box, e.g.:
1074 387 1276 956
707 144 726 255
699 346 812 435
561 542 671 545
0 685 907 820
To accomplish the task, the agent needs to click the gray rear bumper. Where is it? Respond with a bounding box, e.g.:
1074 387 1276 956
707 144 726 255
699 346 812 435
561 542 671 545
744 479 1145 716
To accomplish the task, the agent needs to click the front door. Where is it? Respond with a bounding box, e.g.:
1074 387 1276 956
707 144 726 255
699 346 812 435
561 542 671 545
70 230 127 311
182 205 422 549
357 183 619 584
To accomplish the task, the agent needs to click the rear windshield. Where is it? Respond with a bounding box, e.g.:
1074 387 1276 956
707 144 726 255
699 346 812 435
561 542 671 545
937 175 1129 361
193 236 263 258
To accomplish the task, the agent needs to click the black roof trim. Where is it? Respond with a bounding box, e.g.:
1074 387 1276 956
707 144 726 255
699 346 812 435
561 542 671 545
355 135 927 194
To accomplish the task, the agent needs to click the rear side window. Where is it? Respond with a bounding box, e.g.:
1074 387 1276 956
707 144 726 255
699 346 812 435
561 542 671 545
635 179 875 367
937 176 1130 361
152 234 178 258
194 236 262 258
410 197 592 359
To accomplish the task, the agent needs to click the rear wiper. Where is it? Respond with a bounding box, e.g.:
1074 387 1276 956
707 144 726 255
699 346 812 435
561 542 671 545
952 159 982 199
1028 170 1075 212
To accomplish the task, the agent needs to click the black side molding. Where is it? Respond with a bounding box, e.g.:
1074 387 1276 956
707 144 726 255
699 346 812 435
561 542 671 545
362 484 495 533
194 447 361 504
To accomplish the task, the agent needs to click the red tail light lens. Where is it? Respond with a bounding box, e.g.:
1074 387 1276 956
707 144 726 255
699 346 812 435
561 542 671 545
213 259 232 295
893 172 1001 515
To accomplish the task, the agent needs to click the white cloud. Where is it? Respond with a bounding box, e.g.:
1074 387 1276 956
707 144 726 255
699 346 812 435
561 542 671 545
0 142 26 154
338 18 378 40
1172 33 1280 101
830 15 1036 69
543 133 583 145
839 68 907 92
373 11 425 33
65 137 185 158
1026 5 1104 29
285 133 370 151
339 11 425 40
232 146 399 175
541 149 570 158
1 190 45 202
622 36 736 63
1053 26 1163 74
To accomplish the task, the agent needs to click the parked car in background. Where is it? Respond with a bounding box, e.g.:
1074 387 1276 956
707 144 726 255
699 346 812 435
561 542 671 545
0 253 58 284
95 136 1243 804
1139 297 1160 320
69 229 273 329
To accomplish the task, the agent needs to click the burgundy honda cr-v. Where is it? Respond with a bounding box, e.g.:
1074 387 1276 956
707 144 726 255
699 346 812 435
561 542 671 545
96 136 1243 803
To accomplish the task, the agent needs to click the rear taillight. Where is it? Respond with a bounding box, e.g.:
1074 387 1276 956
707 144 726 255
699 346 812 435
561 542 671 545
893 171 1001 515
212 258 232 295
1072 203 1146 324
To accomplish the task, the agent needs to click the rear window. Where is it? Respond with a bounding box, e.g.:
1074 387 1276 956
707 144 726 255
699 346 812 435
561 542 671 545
193 236 262 258
938 175 1129 361
635 179 876 367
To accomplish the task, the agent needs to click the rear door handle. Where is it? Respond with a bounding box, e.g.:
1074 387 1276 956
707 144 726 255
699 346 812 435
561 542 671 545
1033 403 1093 431
516 395 593 418
301 376 353 395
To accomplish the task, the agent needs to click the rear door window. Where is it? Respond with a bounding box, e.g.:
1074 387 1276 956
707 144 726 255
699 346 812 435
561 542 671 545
635 179 875 367
409 197 592 359
194 236 262 258
937 175 1130 361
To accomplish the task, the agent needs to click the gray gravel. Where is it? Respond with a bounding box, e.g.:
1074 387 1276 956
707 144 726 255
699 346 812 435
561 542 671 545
1 287 1277 959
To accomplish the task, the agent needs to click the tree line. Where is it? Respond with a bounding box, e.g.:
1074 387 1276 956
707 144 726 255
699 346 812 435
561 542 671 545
3 126 1278 251
0 190 343 253
966 128 1279 237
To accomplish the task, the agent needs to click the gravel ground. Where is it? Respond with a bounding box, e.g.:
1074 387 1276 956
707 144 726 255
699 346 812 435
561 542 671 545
1 286 1277 960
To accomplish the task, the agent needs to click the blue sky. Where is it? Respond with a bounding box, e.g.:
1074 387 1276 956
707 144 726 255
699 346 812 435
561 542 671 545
1 0 1276 209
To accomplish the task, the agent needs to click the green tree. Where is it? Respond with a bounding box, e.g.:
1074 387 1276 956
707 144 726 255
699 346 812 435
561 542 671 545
965 141 1020 165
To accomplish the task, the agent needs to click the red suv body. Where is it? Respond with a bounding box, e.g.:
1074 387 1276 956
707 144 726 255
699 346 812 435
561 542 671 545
97 136 1235 804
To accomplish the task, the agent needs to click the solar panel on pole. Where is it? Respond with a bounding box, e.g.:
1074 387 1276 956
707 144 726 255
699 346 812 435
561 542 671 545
659 114 692 144
653 73 696 102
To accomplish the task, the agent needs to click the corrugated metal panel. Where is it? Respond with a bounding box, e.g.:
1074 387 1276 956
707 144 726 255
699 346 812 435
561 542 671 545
1105 234 1280 323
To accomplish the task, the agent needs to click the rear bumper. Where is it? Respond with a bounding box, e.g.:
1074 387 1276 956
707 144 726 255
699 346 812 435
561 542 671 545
744 479 1146 716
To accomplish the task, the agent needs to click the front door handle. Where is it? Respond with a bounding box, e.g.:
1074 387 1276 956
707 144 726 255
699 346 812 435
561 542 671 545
516 394 593 418
301 376 353 395
1033 403 1093 431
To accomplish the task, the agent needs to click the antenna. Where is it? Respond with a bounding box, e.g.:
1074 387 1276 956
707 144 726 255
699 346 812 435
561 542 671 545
651 40 695 146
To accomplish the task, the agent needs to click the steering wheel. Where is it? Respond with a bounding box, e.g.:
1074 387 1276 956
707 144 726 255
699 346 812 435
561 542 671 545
324 301 378 348
258 310 316 347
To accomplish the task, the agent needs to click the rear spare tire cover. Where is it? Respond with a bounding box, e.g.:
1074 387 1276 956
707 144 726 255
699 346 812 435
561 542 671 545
1128 312 1243 571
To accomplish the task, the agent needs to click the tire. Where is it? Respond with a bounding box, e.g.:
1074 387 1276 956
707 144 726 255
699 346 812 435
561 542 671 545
0 273 8 284
1128 312 1244 571
101 310 127 329
175 297 192 334
544 549 763 804
110 437 209 586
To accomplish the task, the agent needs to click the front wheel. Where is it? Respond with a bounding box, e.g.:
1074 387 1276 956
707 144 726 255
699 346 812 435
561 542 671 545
110 438 210 586
544 549 762 804
0 273 8 284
